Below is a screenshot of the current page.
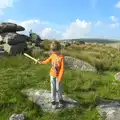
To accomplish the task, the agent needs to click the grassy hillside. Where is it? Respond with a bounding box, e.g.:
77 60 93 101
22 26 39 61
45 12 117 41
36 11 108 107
61 38 120 44
41 40 120 71
0 41 120 120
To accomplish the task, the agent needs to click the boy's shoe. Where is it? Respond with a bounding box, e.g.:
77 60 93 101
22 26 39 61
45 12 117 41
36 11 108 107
51 101 57 109
58 99 64 108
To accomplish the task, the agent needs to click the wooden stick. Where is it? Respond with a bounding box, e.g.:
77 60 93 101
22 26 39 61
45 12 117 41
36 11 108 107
24 53 38 62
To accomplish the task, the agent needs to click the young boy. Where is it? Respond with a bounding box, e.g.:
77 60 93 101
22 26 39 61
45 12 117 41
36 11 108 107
38 41 64 108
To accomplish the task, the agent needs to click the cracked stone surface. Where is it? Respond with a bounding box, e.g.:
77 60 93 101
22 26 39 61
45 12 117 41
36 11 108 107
42 54 96 72
21 89 80 112
97 102 120 120
64 56 96 72
9 113 25 120
114 72 120 81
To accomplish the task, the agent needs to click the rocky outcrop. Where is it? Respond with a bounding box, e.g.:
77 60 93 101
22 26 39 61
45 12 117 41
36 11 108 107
0 32 29 45
42 52 96 72
114 72 120 81
60 41 71 47
0 22 29 55
21 89 80 113
4 43 27 55
59 40 85 47
0 22 25 33
117 45 120 51
9 113 25 120
97 102 120 120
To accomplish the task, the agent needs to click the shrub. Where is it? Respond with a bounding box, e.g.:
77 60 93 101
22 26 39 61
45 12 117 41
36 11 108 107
61 42 120 71
41 40 53 50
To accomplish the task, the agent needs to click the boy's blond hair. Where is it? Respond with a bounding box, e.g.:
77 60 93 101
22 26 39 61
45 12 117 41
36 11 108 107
50 41 61 51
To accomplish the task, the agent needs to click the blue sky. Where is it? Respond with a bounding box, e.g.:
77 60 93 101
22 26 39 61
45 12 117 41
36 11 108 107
0 0 120 40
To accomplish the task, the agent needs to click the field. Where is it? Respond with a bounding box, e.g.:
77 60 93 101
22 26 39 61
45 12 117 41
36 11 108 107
0 40 120 120
105 42 120 49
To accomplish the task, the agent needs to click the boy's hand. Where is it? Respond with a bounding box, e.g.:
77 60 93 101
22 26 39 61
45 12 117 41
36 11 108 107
35 58 40 64
58 80 62 84
39 61 42 64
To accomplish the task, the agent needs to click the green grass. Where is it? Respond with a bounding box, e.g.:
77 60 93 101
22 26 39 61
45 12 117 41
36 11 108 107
0 54 120 120
41 40 120 71
61 44 120 71
0 40 120 119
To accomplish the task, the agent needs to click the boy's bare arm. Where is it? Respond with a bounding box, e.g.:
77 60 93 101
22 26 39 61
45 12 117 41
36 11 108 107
39 56 52 64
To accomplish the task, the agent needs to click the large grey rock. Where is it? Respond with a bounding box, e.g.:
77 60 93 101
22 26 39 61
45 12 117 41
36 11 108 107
41 53 96 72
0 22 25 33
31 47 42 57
60 41 71 47
9 113 25 120
59 40 85 46
21 89 80 112
65 56 96 72
4 43 27 55
0 35 3 42
117 45 120 51
114 72 120 81
72 40 85 45
0 32 29 45
0 50 5 57
97 102 120 120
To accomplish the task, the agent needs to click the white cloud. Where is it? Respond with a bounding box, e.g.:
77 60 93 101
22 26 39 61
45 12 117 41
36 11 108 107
8 19 45 33
7 19 92 39
7 19 62 39
0 0 18 16
94 21 103 27
8 19 18 23
94 20 120 29
109 23 120 28
62 19 91 39
0 11 4 16
115 1 120 8
10 19 40 28
6 18 120 39
109 16 118 22
20 20 41 31
41 28 62 39
0 0 13 8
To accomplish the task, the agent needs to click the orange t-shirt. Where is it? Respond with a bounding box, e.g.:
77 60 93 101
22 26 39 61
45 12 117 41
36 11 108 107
41 53 64 83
